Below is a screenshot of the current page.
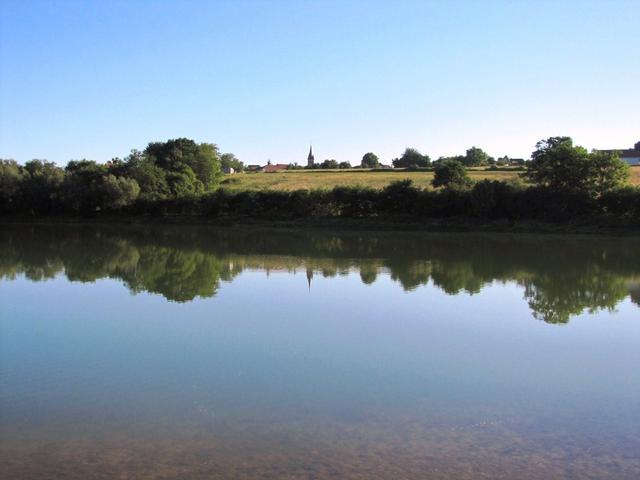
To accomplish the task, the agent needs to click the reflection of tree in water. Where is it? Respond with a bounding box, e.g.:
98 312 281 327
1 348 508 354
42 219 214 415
629 282 640 307
119 247 229 302
359 262 378 285
0 225 638 322
430 261 484 295
522 273 630 324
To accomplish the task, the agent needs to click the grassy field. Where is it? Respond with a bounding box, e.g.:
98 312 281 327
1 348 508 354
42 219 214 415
220 166 640 191
220 168 522 191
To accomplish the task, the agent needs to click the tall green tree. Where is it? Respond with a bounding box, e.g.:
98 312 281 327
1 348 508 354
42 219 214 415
63 160 139 212
524 137 629 195
588 150 630 197
361 152 380 168
124 149 170 200
0 159 27 212
463 147 490 167
220 153 244 172
21 160 65 214
392 148 430 168
101 175 141 209
143 138 221 191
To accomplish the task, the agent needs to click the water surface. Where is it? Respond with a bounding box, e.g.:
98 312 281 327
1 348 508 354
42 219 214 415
1 225 639 479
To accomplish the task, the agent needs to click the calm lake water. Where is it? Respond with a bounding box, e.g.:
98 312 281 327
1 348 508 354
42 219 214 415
1 225 639 479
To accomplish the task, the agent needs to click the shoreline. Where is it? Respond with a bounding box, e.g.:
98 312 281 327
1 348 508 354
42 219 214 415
2 215 639 236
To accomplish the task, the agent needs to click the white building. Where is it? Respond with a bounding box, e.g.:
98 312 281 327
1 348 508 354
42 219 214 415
599 142 640 166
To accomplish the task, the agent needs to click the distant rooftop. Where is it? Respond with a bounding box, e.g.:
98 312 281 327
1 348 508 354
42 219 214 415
598 141 640 157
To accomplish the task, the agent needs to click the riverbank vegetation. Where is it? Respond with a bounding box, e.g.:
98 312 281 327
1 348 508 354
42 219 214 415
1 136 638 227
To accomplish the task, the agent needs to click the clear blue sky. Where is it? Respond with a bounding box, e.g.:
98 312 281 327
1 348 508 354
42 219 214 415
1 0 638 166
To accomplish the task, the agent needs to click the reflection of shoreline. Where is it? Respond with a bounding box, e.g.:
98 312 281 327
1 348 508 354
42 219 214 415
1 225 638 324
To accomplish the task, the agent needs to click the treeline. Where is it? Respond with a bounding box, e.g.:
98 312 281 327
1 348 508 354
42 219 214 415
361 146 526 169
287 159 353 170
286 146 522 170
0 136 638 225
0 138 230 214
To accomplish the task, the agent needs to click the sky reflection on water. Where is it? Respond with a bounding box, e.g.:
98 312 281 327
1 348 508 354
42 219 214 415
1 225 639 479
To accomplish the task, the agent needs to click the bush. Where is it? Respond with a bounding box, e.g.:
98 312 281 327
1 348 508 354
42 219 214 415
600 186 640 221
432 160 471 189
380 179 420 214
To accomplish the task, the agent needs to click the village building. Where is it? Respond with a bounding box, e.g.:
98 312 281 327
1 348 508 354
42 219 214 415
261 161 288 173
598 141 640 166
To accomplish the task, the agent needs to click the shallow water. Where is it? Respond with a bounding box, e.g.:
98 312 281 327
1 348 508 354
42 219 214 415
1 225 639 479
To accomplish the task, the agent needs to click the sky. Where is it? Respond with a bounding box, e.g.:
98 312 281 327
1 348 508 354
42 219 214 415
0 0 638 166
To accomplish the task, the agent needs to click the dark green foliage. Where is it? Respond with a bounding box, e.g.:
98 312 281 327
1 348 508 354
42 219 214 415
332 185 378 217
588 150 631 197
21 160 65 214
381 179 420 213
524 136 629 196
127 156 171 200
143 138 221 193
286 163 304 170
0 159 28 212
524 137 590 192
319 159 340 169
361 152 380 168
600 186 640 220
436 154 466 165
101 175 141 210
63 160 106 212
63 160 140 213
392 148 431 168
463 146 490 167
220 153 244 172
0 136 637 225
2 172 640 224
432 160 470 189
166 168 204 197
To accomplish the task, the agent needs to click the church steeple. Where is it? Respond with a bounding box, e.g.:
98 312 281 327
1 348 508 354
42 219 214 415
307 145 315 168
306 267 313 291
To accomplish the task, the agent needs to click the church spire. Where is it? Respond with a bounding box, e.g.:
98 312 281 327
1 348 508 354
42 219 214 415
306 267 313 291
307 144 315 168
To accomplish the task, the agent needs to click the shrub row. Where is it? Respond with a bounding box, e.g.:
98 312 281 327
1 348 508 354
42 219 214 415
3 178 639 224
122 181 640 224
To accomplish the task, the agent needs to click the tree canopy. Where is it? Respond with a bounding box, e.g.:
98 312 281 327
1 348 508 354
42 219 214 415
319 159 340 169
361 152 380 168
524 136 629 196
432 159 470 189
392 148 431 168
463 147 491 167
143 138 221 194
221 153 244 172
0 137 231 213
